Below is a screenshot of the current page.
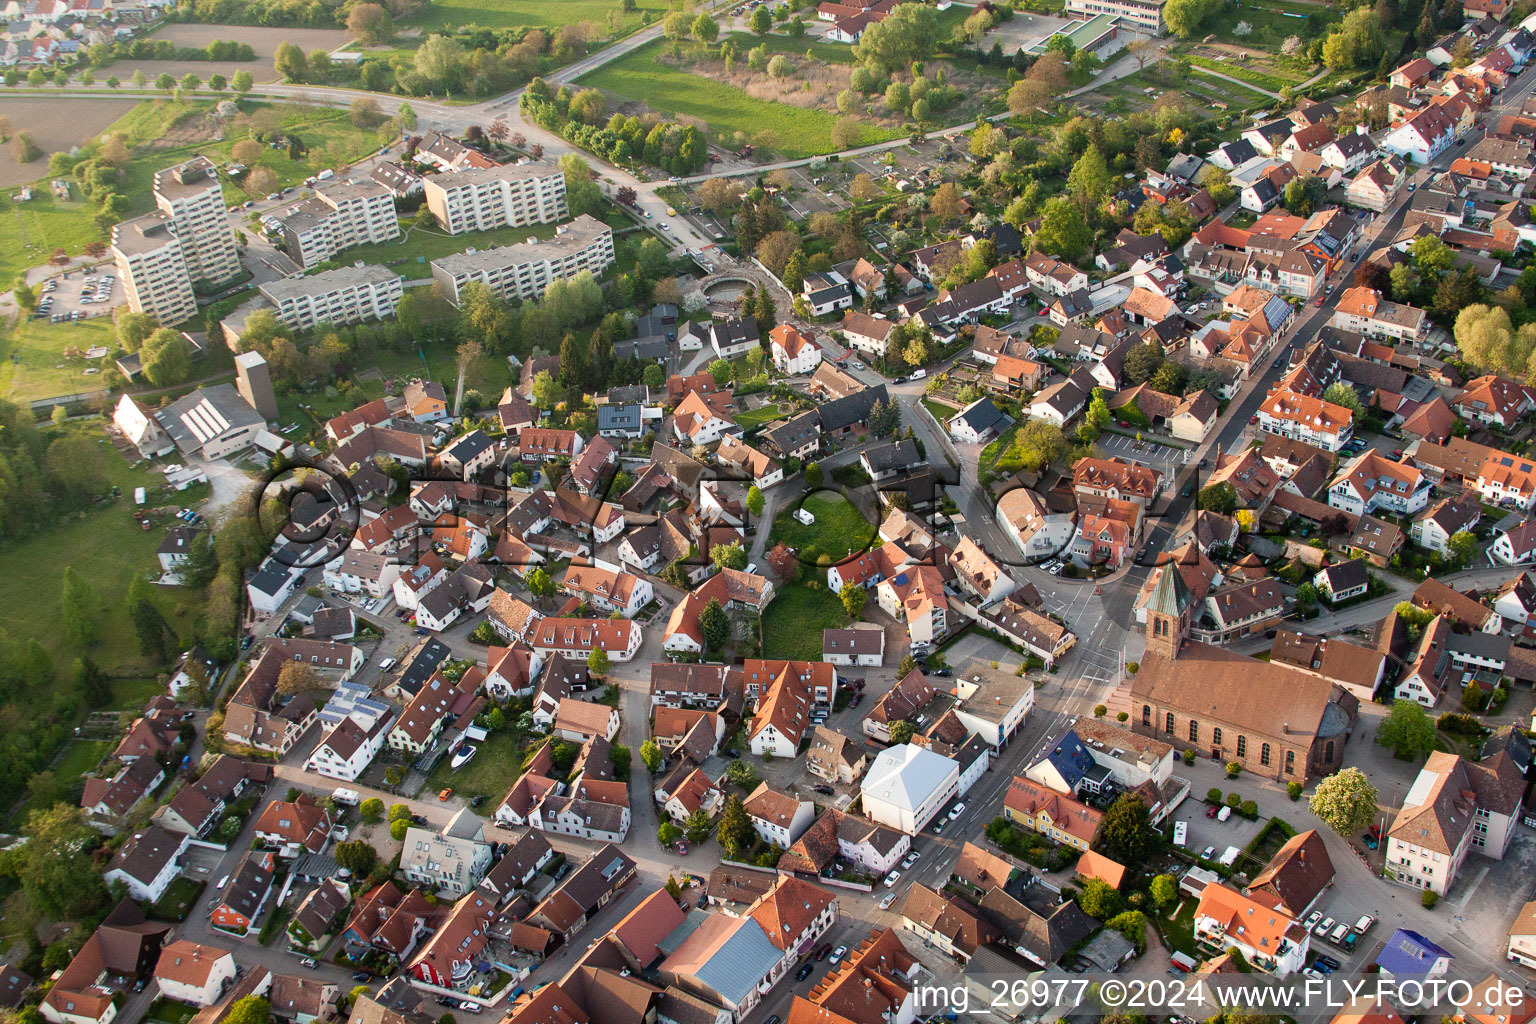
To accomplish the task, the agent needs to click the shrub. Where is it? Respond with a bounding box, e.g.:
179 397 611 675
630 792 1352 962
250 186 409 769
1183 749 1196 765
1094 704 1107 717
1116 711 1128 722
1225 761 1243 778
1226 793 1241 808
1287 781 1304 801
1126 661 1140 673
1421 890 1438 909
1240 800 1258 819
1207 787 1223 804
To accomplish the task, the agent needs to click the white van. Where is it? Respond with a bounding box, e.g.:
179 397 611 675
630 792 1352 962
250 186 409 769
911 368 927 380
1218 846 1240 867
316 168 335 181
1217 805 1232 822
331 787 361 806
378 657 397 672
1172 821 1187 848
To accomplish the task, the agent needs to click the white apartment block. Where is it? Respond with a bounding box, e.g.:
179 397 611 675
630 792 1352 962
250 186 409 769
1064 0 1165 33
113 213 199 326
422 162 569 235
259 265 404 332
153 156 240 285
281 180 400 269
430 216 615 304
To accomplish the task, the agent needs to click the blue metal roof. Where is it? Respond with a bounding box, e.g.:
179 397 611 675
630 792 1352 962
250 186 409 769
1042 731 1098 788
1376 929 1453 975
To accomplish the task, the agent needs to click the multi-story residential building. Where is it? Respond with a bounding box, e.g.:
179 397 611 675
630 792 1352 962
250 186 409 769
861 744 960 834
420 161 568 235
257 265 403 332
152 155 240 285
1002 775 1101 851
279 180 399 269
1382 105 1455 165
1256 389 1354 451
1386 751 1525 896
430 216 615 304
112 213 199 326
1330 287 1427 342
997 487 1076 561
1193 882 1311 975
1347 157 1408 212
1328 451 1431 517
400 809 493 896
742 781 816 848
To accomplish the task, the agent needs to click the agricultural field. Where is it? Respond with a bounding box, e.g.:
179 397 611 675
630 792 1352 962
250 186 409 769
410 0 672 34
579 39 905 158
0 98 387 282
0 97 141 189
104 24 351 86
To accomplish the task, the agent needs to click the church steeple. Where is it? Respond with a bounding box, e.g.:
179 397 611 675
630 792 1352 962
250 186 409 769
1144 561 1192 660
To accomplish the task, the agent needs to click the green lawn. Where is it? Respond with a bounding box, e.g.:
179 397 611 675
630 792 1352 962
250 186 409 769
0 424 211 685
1201 0 1340 46
1184 54 1302 90
146 999 199 1024
427 729 534 812
150 876 208 922
761 583 848 661
735 401 794 433
921 397 958 423
410 0 671 34
722 31 857 65
1159 902 1199 957
315 219 563 281
578 39 903 158
767 492 874 564
1187 68 1272 107
0 316 119 404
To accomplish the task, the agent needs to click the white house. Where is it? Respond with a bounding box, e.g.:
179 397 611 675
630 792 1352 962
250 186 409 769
860 744 960 835
246 561 299 616
1492 521 1536 565
949 397 1009 444
822 626 885 667
153 941 237 1007
304 712 392 781
1192 883 1310 976
1381 106 1455 165
743 782 816 848
105 827 188 903
769 324 823 375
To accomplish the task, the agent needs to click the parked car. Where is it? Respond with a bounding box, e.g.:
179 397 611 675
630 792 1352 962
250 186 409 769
814 784 834 795
829 946 848 964
879 892 897 909
1315 954 1342 970
883 870 901 887
815 944 832 961
796 962 815 981
1314 916 1335 938
948 802 965 820
902 851 920 868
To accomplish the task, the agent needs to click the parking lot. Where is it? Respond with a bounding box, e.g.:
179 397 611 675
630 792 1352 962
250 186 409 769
34 268 119 324
1097 433 1193 482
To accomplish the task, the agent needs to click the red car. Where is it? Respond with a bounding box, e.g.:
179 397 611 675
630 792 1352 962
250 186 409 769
1314 295 1325 306
1207 804 1220 818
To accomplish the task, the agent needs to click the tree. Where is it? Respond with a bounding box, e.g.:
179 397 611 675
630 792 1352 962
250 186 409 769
61 566 98 647
1309 767 1378 837
1447 530 1478 566
804 462 823 489
853 3 940 74
274 41 308 82
1033 197 1091 263
1197 481 1238 515
850 174 880 202
180 72 201 93
17 805 106 918
1163 0 1220 37
587 648 610 677
75 656 112 708
718 796 753 858
931 182 964 222
1122 343 1164 384
1149 873 1178 910
1067 144 1112 211
277 660 327 696
527 567 556 600
224 997 272 1024
888 720 916 744
334 839 378 876
1320 380 1361 419
141 327 190 387
233 69 253 92
10 132 41 165
711 541 747 572
726 758 761 790
359 798 384 823
699 598 730 651
746 485 765 517
767 54 794 78
640 739 663 773
692 13 720 44
683 809 713 843
658 821 683 846
1376 700 1437 760
1093 794 1158 866
1077 877 1124 919
1295 581 1319 610
840 582 867 620
346 2 395 43
750 6 772 33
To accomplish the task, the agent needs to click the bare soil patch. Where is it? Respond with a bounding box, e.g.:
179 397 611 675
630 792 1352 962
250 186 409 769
108 24 351 84
0 97 140 189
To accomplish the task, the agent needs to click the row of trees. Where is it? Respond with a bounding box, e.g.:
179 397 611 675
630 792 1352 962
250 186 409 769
521 77 707 174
